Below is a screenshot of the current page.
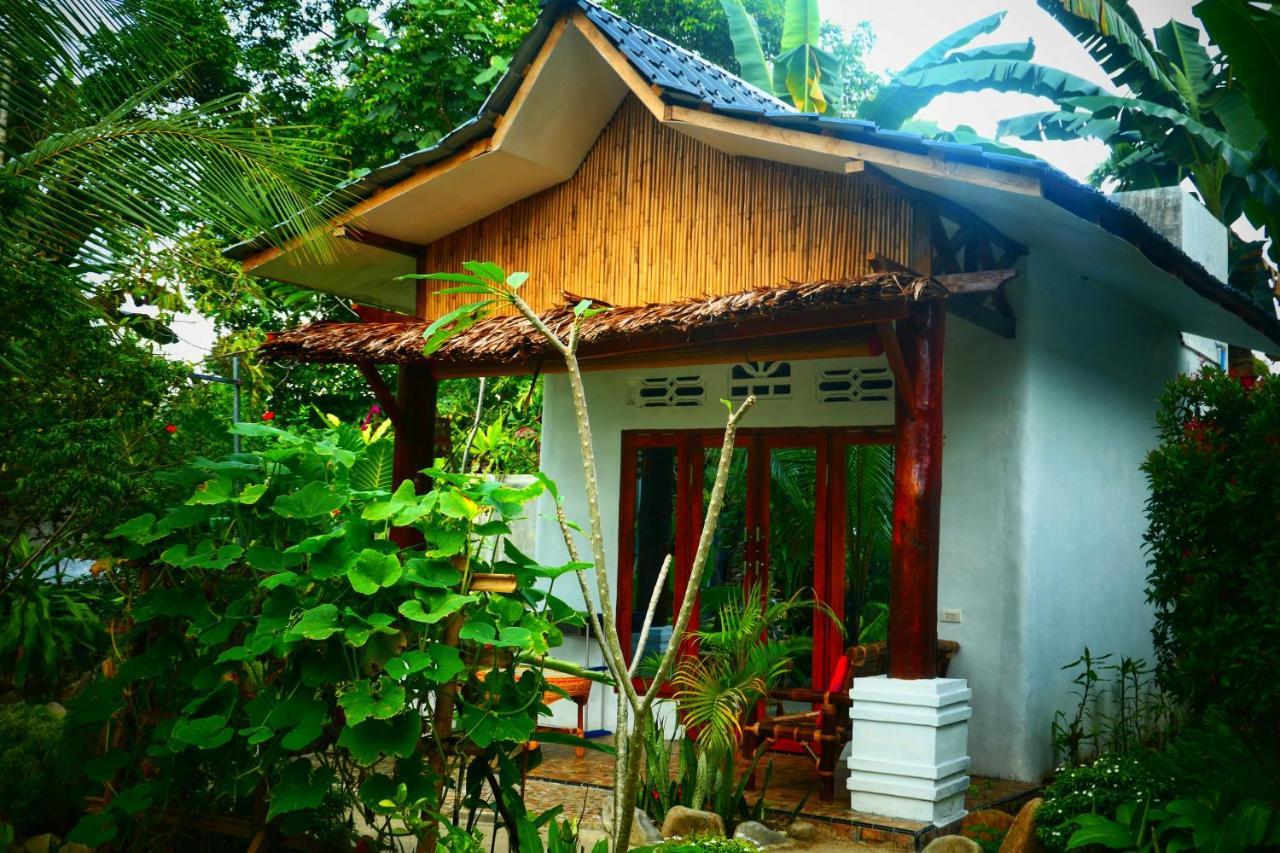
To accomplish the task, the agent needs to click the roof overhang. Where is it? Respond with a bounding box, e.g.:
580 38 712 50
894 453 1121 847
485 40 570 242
231 0 1280 350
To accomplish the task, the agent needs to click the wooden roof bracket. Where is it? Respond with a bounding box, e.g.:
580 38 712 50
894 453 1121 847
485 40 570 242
357 362 405 430
877 320 918 421
333 226 427 258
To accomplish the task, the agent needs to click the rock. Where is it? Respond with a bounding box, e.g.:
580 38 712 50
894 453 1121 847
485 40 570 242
733 820 791 848
660 805 725 839
601 799 663 847
998 798 1044 853
922 835 982 853
787 820 817 842
962 809 1015 847
44 701 67 718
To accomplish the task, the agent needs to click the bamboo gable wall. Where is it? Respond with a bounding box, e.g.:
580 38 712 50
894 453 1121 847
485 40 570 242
421 96 914 317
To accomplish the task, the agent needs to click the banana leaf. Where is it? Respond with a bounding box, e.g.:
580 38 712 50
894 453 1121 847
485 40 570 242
772 43 840 114
1037 0 1173 101
862 59 1102 131
718 0 773 95
898 12 1007 76
778 0 821 53
1064 94 1254 175
1194 0 1280 160
1153 19 1213 97
997 109 1122 143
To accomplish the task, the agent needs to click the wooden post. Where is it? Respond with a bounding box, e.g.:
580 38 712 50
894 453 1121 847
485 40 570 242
888 300 945 679
391 364 437 548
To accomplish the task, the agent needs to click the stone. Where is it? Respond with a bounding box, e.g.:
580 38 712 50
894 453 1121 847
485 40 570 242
733 820 791 848
660 805 725 839
922 835 982 853
998 798 1044 853
786 820 817 842
44 701 67 718
962 809 1015 847
601 799 663 847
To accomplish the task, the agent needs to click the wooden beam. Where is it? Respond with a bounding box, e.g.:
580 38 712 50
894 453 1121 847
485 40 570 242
933 269 1017 294
570 12 669 118
663 105 1044 198
867 252 916 275
357 362 404 429
332 225 426 258
491 18 568 149
431 326 883 378
844 159 866 174
877 321 917 421
888 301 946 680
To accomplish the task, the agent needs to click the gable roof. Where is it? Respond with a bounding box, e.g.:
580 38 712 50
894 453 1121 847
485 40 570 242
228 0 1280 351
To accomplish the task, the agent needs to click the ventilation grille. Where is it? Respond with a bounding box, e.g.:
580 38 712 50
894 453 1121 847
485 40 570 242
817 366 894 404
729 361 792 399
629 374 706 408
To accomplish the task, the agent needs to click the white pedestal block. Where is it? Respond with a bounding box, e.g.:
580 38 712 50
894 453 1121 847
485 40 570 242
847 676 972 826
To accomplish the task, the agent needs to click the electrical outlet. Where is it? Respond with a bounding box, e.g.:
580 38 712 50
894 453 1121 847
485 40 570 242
940 609 963 624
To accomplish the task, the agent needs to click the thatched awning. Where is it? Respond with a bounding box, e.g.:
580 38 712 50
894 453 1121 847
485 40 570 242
261 273 946 369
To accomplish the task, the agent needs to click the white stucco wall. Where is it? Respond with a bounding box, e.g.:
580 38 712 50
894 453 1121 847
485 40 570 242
532 260 1181 779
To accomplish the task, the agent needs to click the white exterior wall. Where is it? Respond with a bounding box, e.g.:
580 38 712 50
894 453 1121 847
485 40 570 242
532 255 1181 780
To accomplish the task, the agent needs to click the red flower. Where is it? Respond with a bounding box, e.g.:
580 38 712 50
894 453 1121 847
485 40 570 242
262 411 275 421
164 424 177 434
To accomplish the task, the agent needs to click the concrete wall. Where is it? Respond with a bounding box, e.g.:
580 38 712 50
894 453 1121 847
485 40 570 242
1014 250 1181 778
532 258 1182 780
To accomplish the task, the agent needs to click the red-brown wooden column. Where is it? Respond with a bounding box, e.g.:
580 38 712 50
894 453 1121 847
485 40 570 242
887 299 946 679
391 256 438 547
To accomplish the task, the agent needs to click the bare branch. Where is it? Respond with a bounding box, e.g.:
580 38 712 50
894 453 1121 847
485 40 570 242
627 553 672 678
640 396 756 712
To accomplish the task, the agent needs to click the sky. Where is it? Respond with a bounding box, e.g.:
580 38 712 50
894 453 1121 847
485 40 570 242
162 0 1211 363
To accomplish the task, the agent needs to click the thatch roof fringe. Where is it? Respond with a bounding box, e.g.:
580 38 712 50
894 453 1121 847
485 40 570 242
260 273 944 366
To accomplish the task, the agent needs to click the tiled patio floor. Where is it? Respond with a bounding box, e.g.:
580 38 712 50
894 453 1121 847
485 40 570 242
523 741 1039 849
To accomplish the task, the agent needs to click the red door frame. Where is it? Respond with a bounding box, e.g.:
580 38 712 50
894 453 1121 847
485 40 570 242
617 425 895 689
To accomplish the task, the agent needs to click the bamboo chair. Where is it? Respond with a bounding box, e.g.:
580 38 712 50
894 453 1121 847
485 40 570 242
741 639 960 801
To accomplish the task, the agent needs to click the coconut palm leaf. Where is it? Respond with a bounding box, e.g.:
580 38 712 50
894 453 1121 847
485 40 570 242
1037 0 1173 101
718 0 773 94
1 0 347 276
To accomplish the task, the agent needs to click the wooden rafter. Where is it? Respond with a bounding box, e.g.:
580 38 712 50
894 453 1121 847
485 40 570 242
877 321 917 421
332 225 427 258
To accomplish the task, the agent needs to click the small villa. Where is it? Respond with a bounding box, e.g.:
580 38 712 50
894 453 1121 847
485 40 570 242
229 0 1280 840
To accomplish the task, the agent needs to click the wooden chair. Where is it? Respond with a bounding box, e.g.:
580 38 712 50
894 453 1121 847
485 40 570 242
741 639 960 801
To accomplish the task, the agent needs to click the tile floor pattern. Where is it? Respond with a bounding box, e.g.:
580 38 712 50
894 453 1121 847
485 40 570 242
521 741 1039 849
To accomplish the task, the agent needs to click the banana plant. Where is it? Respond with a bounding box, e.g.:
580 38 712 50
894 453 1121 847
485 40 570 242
719 0 841 113
855 11 1101 132
996 0 1277 302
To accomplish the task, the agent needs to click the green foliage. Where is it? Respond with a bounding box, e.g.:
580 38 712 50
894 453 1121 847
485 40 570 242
1035 754 1176 852
0 704 86 836
1068 794 1280 853
1142 370 1280 729
1050 650 1174 768
67 419 586 849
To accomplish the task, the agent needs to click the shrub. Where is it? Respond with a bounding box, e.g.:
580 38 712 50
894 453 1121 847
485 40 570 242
636 838 758 852
1142 370 1280 730
0 704 85 836
1035 754 1175 852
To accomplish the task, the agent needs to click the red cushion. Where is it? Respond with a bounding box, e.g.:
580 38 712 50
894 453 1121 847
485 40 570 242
824 655 850 696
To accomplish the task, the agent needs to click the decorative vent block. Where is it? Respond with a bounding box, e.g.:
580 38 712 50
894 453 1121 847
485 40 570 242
817 366 894 404
629 374 705 408
729 361 792 399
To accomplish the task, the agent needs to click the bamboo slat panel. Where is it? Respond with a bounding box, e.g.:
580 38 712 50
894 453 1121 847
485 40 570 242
421 96 913 318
